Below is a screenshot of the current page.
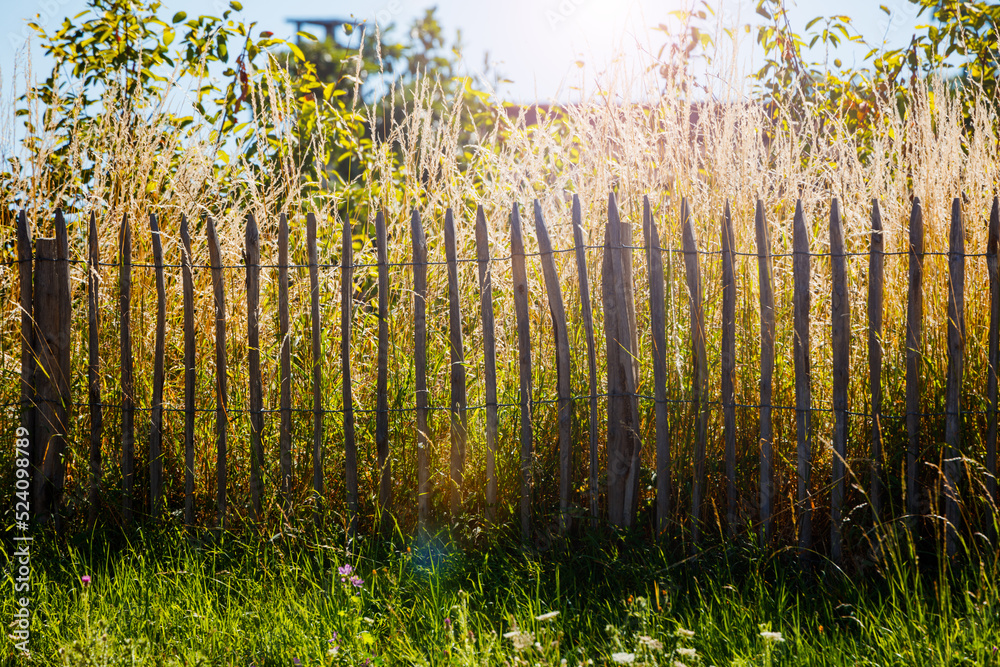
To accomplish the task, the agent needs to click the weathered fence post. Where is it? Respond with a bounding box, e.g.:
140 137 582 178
306 212 323 519
755 200 775 542
721 199 737 535
342 214 358 536
474 205 498 523
88 212 102 523
120 213 134 525
375 210 392 525
988 196 999 514
869 200 885 523
411 209 430 530
206 216 228 529
603 193 642 528
444 208 468 518
180 216 196 526
246 213 263 524
944 197 965 558
511 203 533 542
830 198 850 564
681 198 708 545
906 197 924 528
644 195 671 535
792 200 813 557
33 210 71 524
278 213 292 514
571 195 600 527
534 200 572 533
149 214 166 518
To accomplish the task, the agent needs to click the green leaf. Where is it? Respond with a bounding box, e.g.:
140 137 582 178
172 11 187 23
287 41 305 61
230 1 243 10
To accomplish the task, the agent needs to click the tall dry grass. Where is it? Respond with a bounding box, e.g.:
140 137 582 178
1 39 997 555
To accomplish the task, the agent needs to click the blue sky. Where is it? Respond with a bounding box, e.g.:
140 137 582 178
1 0 927 103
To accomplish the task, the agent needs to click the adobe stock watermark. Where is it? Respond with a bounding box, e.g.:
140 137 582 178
10 425 32 658
545 0 590 31
6 0 73 54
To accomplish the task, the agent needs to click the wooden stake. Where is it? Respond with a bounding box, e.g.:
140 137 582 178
375 210 392 523
721 199 738 535
180 216 195 526
869 200 885 523
682 198 708 545
474 205 498 522
246 213 263 524
411 210 430 530
206 216 228 529
343 214 357 535
534 199 573 533
945 197 965 558
755 200 775 542
306 212 323 516
511 203 533 542
278 213 292 514
572 195 600 527
830 198 850 564
906 198 924 527
120 213 134 525
149 213 166 518
792 200 813 556
644 195 671 534
88 211 102 523
444 208 467 518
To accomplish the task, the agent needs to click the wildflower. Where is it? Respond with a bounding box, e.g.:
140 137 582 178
639 636 664 651
444 617 452 628
338 564 353 577
292 659 301 666
673 662 688 667
760 630 785 643
350 575 365 588
611 652 635 664
535 611 560 622
675 628 695 638
503 630 535 651
677 647 697 658
80 575 91 587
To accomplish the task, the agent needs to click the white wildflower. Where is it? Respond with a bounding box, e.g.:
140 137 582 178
676 628 695 638
673 661 689 667
677 647 697 658
760 631 785 643
535 611 560 622
639 636 664 651
611 652 636 664
503 631 535 651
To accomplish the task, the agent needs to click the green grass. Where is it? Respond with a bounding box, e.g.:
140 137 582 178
3 524 1000 666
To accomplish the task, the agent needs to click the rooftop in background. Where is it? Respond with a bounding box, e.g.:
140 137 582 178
286 18 360 48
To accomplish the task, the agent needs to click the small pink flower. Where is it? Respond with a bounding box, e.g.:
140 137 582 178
81 575 91 587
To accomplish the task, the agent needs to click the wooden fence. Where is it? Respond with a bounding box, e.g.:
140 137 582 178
14 193 1000 560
